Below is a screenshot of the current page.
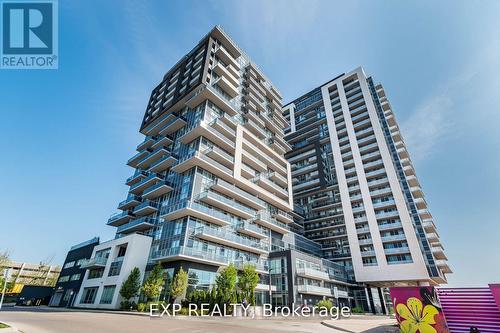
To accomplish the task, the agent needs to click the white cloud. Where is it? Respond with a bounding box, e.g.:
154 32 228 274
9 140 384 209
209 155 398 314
401 95 454 164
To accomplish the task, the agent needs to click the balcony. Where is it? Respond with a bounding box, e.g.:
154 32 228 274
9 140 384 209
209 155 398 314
422 219 436 232
358 238 373 245
414 197 427 209
426 232 439 242
265 171 288 188
178 120 235 153
431 246 447 260
435 259 452 273
198 190 255 219
267 137 288 155
127 150 149 168
214 76 238 98
129 173 164 195
213 62 239 87
136 136 156 152
117 195 142 211
133 200 159 216
252 212 288 234
293 178 320 192
418 208 432 219
215 46 240 70
380 234 407 242
117 216 156 234
151 245 228 267
162 201 231 226
375 210 399 219
236 221 268 239
361 250 376 257
136 146 171 170
378 221 403 230
171 151 233 180
384 247 410 255
107 210 135 227
142 180 174 200
365 168 386 179
125 170 148 186
210 178 266 210
194 227 269 255
142 112 185 136
148 153 178 173
251 174 288 199
210 118 236 140
203 146 234 168
296 267 329 281
297 285 332 297
157 115 187 136
369 187 392 198
150 135 173 150
372 199 396 209
272 210 294 224
79 257 108 269
186 84 237 117
242 151 267 172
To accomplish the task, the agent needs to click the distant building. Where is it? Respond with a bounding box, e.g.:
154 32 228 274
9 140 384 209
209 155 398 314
16 286 55 306
49 237 100 307
1 261 61 294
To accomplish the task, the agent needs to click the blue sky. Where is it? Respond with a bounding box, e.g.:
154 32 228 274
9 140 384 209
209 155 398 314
1 0 499 287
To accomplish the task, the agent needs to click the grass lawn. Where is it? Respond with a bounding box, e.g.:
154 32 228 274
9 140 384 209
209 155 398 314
0 322 9 329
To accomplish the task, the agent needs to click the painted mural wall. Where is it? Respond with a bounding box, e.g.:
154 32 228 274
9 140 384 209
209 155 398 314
390 287 449 333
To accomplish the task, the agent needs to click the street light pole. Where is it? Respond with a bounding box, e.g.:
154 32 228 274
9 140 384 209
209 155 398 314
0 269 11 310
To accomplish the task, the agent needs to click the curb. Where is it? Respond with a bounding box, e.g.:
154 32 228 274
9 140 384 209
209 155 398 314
320 321 355 333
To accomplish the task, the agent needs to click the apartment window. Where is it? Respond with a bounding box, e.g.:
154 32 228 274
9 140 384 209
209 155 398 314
173 221 183 236
80 287 98 304
117 246 127 258
99 285 116 304
76 259 86 266
108 261 123 277
58 275 69 283
63 261 75 269
88 269 104 279
70 273 81 281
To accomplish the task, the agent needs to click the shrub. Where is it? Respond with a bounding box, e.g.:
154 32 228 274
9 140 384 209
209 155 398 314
137 302 147 312
120 300 137 310
351 306 365 313
316 299 334 310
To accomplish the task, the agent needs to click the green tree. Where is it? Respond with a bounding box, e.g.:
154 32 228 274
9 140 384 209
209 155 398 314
141 262 164 302
0 251 10 291
119 267 141 301
170 267 188 303
215 264 237 304
237 264 259 305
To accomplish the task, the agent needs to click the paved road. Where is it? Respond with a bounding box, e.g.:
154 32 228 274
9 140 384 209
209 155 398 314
0 307 340 333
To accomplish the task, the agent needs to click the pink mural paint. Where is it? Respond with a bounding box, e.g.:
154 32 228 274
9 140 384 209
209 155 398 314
437 286 500 333
390 286 450 333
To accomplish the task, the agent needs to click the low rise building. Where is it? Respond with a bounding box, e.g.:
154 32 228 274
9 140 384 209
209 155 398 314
49 237 100 307
74 233 151 309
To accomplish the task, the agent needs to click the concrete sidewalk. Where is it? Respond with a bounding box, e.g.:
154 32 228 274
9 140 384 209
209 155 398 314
322 315 398 333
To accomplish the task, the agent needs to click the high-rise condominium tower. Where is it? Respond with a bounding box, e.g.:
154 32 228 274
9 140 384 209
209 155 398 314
284 67 451 286
82 27 450 311
104 25 328 304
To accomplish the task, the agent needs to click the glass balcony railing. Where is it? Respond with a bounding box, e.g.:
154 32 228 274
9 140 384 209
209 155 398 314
161 200 234 225
79 256 108 269
117 216 157 234
380 234 407 242
236 221 267 237
194 226 269 252
199 191 255 216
